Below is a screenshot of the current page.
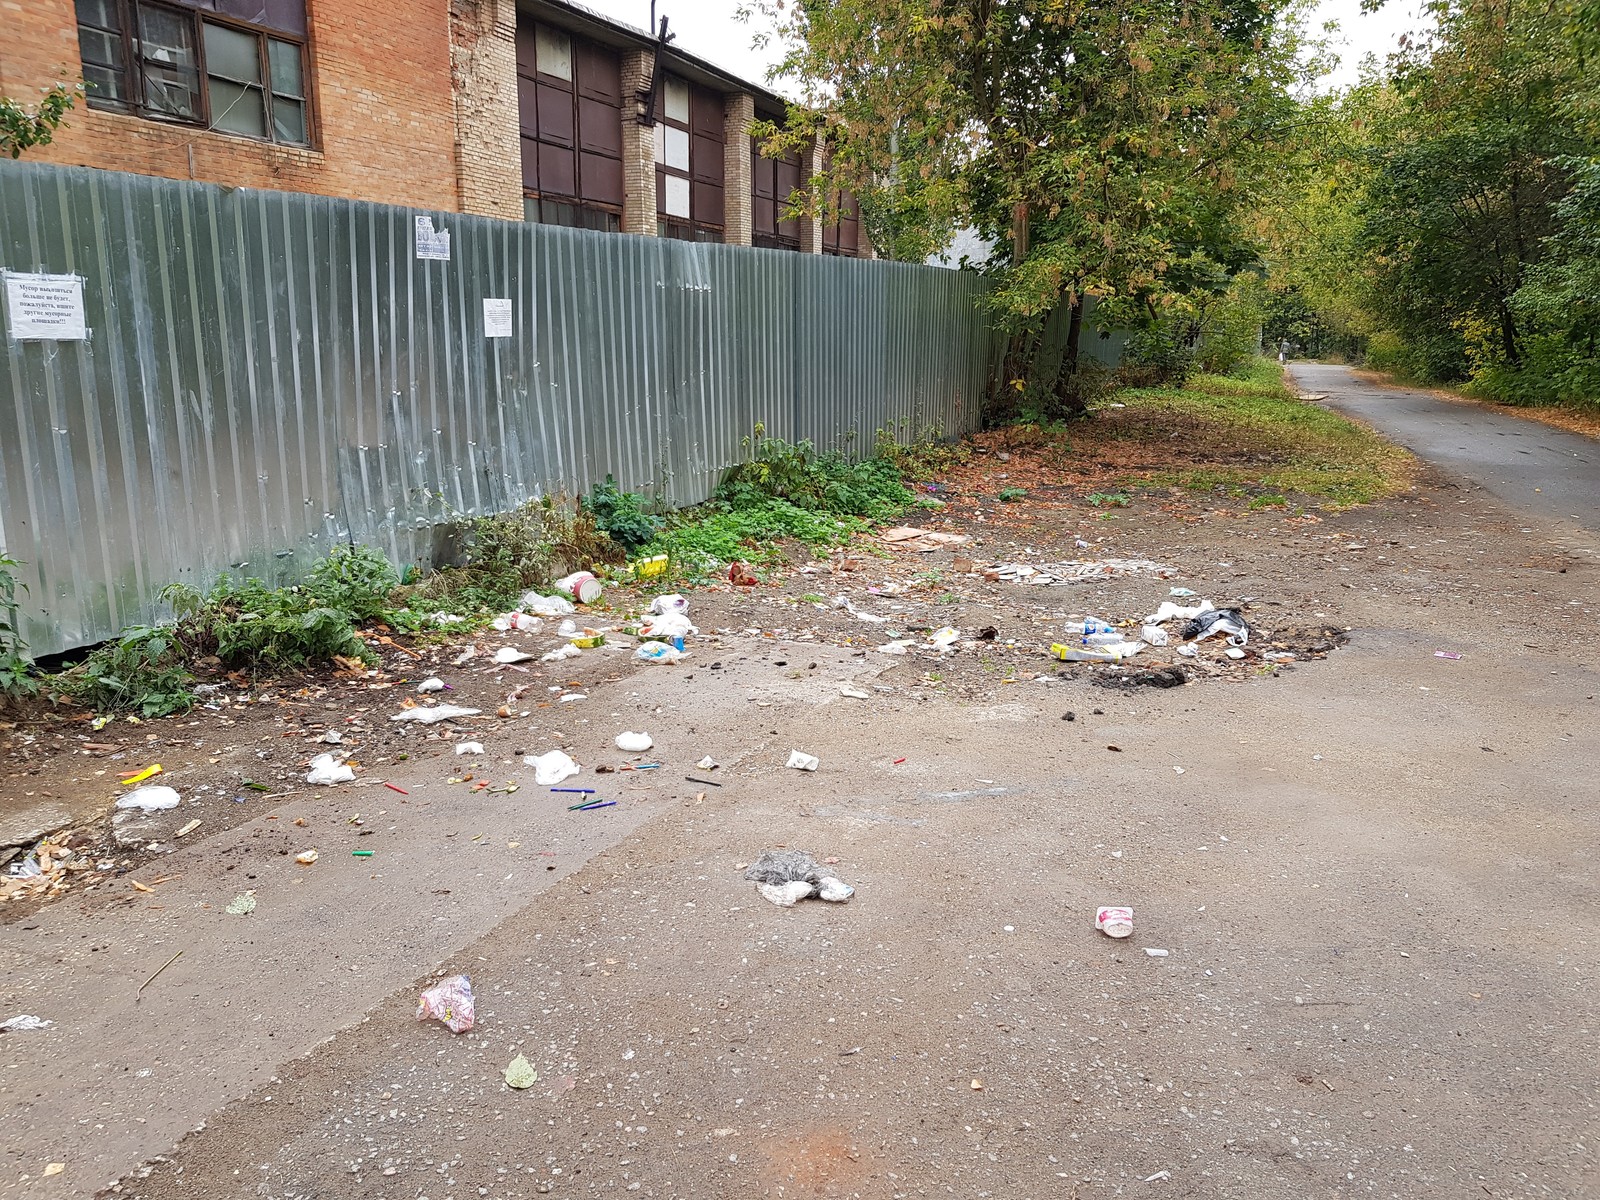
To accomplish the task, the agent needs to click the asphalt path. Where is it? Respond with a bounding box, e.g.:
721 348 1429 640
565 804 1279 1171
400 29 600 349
1288 362 1599 533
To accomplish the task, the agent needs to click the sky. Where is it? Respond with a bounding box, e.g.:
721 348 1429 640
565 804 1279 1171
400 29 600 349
572 0 1437 94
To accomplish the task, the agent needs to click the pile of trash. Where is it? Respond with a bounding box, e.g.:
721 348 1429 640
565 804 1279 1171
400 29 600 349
745 849 854 907
974 559 1179 585
1050 596 1251 665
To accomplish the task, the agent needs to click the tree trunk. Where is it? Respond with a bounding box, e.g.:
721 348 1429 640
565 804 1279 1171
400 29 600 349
1065 296 1085 371
1499 304 1521 366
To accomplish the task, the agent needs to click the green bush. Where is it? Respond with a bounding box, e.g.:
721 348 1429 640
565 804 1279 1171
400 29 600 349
303 544 399 620
55 625 195 717
1118 322 1196 387
715 429 914 519
585 476 659 551
0 553 37 700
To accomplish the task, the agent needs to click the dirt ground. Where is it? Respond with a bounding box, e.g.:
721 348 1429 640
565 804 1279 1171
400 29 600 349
1 432 1597 1199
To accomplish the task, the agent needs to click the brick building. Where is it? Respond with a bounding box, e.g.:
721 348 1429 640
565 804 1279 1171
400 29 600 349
1 0 864 254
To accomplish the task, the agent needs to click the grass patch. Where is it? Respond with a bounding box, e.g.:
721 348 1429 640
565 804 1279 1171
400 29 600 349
1098 358 1413 507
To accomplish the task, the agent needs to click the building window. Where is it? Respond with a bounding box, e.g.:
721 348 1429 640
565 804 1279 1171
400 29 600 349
73 0 311 146
823 187 862 257
516 21 624 228
752 116 801 252
655 73 724 241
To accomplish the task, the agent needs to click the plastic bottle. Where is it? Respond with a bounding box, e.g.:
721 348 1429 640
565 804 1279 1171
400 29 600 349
1062 616 1123 646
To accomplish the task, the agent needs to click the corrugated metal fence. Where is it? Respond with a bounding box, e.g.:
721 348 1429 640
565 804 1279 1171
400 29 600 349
0 163 992 656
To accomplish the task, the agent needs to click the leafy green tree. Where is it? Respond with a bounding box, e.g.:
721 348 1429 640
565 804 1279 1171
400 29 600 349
747 0 1310 415
1 83 78 159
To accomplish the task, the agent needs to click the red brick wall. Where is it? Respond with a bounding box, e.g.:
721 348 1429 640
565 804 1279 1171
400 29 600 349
0 0 464 213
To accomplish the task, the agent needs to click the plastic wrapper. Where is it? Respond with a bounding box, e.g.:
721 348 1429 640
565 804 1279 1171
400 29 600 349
635 641 687 664
648 593 689 615
115 786 181 811
305 754 355 785
418 974 474 1033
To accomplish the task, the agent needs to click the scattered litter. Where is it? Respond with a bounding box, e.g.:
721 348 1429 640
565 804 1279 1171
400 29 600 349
556 693 587 702
1224 646 1247 660
352 849 374 858
225 891 257 916
416 677 446 693
649 593 690 615
119 763 163 786
728 561 759 586
745 849 853 906
295 849 319 865
175 819 202 837
492 646 535 664
696 756 719 770
383 782 409 795
417 974 475 1033
1144 1170 1172 1183
1140 625 1169 646
1435 650 1463 660
985 558 1176 584
492 612 543 633
455 741 485 756
1169 587 1197 597
43 1164 65 1177
317 730 344 744
881 526 971 552
1176 644 1199 658
1051 642 1142 663
1143 599 1215 625
1095 906 1133 938
1144 948 1170 958
451 646 478 666
0 1015 52 1032
928 626 960 650
521 592 575 616
524 750 580 786
573 799 616 812
686 775 720 787
305 754 356 785
635 641 688 664
504 1054 539 1089
390 704 481 724
786 750 820 771
1173 766 1186 775
641 611 696 640
567 631 606 649
970 1078 985 1091
554 570 603 604
877 639 914 655
834 595 890 623
839 684 871 699
541 644 582 662
615 731 654 752
116 786 181 812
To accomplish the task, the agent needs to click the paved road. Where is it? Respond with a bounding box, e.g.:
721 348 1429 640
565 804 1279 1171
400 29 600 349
1289 362 1600 533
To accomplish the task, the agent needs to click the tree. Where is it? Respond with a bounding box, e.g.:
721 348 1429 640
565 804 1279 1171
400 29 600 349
1 83 78 160
748 0 1310 416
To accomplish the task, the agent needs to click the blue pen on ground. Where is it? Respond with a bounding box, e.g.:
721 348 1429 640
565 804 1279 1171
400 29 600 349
575 800 617 812
551 787 595 794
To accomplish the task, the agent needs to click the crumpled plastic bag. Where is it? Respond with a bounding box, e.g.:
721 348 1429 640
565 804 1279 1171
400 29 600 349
636 641 688 664
541 643 582 662
521 592 575 616
523 749 579 785
745 849 854 906
492 612 542 632
116 786 181 812
648 593 689 615
391 703 482 724
305 754 356 785
492 646 535 664
1143 599 1215 626
640 612 696 640
418 974 474 1033
786 750 819 771
1182 608 1250 645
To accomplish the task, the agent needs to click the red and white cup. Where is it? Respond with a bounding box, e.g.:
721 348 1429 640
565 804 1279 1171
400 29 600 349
1095 906 1134 938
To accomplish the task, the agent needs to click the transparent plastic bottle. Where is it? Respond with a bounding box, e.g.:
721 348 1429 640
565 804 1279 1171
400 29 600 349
1062 615 1123 646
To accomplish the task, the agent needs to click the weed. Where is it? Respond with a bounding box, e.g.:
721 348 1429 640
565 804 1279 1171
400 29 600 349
997 486 1028 502
1086 491 1131 508
717 427 914 519
55 625 195 717
798 593 828 605
937 591 957 605
0 553 37 700
650 502 867 578
304 544 399 620
585 476 659 551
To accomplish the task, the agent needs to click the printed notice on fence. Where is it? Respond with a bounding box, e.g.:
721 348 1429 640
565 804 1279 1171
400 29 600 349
483 298 513 338
414 215 451 261
4 272 88 341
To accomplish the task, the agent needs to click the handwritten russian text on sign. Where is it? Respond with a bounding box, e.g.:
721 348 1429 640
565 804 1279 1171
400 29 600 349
414 215 451 262
483 299 513 338
4 272 88 341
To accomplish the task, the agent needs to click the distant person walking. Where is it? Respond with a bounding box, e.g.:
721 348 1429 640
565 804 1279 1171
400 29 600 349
1278 338 1291 364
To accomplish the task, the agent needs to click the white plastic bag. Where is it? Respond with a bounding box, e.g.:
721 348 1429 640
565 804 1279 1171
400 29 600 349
640 612 696 640
615 731 654 752
492 646 535 664
521 592 575 616
648 593 689 615
115 786 181 812
416 676 446 693
305 754 355 785
541 643 582 662
454 741 485 756
786 750 819 771
390 704 482 724
635 641 687 664
523 749 579 785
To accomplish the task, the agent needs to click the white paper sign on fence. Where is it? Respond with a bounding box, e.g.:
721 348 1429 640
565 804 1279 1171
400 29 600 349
483 298 513 338
414 215 451 261
4 272 88 341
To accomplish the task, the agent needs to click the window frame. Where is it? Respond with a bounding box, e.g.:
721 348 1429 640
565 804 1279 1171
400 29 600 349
75 0 315 149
